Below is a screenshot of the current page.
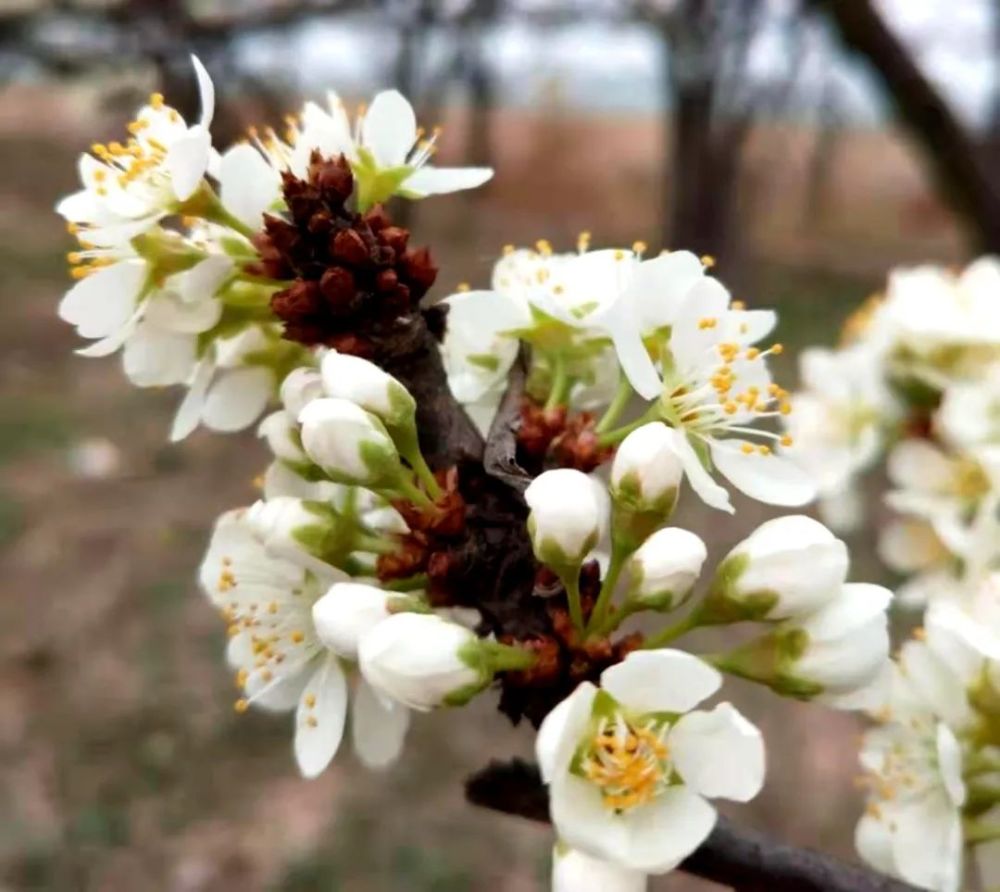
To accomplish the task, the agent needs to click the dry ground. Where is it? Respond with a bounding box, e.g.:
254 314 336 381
0 81 958 891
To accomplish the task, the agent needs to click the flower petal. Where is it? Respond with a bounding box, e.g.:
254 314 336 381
669 703 765 802
710 440 816 507
537 682 598 783
404 165 493 196
665 429 733 513
219 143 282 230
294 655 348 779
351 676 410 769
122 324 196 387
616 787 717 874
166 128 212 202
190 54 215 128
59 260 146 338
627 250 704 333
170 359 214 442
362 90 416 167
201 366 273 432
601 650 721 715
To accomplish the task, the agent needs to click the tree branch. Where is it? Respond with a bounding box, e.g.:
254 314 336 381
466 759 923 892
813 0 1000 252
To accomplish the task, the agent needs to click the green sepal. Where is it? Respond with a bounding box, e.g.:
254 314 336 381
697 553 780 625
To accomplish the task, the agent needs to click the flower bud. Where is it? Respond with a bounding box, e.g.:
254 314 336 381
280 366 324 416
298 397 400 487
245 496 345 571
524 469 608 572
552 845 646 892
257 410 305 462
611 422 683 510
704 515 848 622
312 581 392 660
358 613 485 711
321 351 416 429
625 527 706 611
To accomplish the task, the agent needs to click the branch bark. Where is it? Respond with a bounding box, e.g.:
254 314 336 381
466 759 923 892
813 0 1000 252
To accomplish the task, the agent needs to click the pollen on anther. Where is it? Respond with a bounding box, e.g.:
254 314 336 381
502 244 515 256
234 698 249 714
291 631 305 644
632 240 647 256
305 693 316 708
700 254 716 268
780 435 793 448
456 282 470 292
741 443 754 454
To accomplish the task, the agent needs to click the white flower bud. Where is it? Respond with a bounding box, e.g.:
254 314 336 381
611 422 683 510
706 515 848 621
625 527 707 611
552 845 646 892
524 469 608 571
312 582 392 660
358 613 484 711
782 583 892 706
257 410 305 462
245 496 341 570
298 397 400 487
280 366 324 416
321 351 416 428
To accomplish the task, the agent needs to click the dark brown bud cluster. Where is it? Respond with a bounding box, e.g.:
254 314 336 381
517 399 613 474
252 152 438 353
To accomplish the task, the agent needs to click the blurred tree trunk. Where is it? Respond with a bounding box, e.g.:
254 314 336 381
814 0 1000 252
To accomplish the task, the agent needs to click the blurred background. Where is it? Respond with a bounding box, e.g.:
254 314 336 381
0 0 998 889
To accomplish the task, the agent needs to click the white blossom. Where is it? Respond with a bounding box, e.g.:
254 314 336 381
624 528 707 611
298 398 400 487
551 845 646 892
525 469 609 570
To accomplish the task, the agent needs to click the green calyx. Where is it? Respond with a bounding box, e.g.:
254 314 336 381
442 639 537 708
710 627 823 700
352 147 414 211
131 230 206 280
610 482 677 554
698 553 779 625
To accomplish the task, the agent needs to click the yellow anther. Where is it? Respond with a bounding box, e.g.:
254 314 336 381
236 668 249 687
632 240 647 255
724 401 738 415
234 698 249 714
150 92 165 109
745 347 760 360
502 243 515 255
306 716 318 728
770 343 784 355
913 626 927 641
698 317 717 330
700 254 716 268
614 249 625 261
780 402 792 415
731 300 746 310
66 252 83 265
291 631 305 644
741 443 755 455
456 282 470 292
535 239 553 256
758 445 771 455
577 230 592 252
780 435 793 448
305 693 316 708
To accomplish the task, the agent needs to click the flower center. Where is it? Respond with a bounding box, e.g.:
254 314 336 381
580 715 671 813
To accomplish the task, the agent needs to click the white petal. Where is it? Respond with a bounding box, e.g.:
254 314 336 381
536 682 598 783
891 790 964 892
220 143 282 230
247 666 310 712
122 325 196 386
615 787 717 874
404 165 493 196
166 128 211 202
294 656 348 779
669 703 765 802
351 676 410 769
550 773 628 863
144 291 222 333
190 54 215 128
601 650 720 714
201 366 273 432
602 301 662 400
627 250 704 333
710 440 816 507
75 310 140 357
855 813 897 876
665 429 733 513
551 846 647 892
59 260 146 338
361 90 416 167
170 359 214 442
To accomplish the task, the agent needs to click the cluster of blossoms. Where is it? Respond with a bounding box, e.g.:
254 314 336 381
785 258 1000 890
60 56 1000 891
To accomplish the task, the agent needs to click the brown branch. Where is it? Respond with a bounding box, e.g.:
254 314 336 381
813 0 1000 252
483 347 531 493
466 760 923 892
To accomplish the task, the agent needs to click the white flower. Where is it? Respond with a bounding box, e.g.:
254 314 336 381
624 528 707 611
358 612 483 711
708 515 849 621
56 55 216 242
320 350 416 428
537 649 764 874
878 517 956 608
937 364 1000 449
280 366 325 417
551 845 646 892
261 89 492 206
298 398 400 487
312 581 392 661
610 422 683 513
258 411 307 463
525 469 609 570
198 510 409 776
782 343 898 512
245 496 346 574
778 583 892 708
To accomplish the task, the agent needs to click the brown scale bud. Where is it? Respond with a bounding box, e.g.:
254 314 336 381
319 266 357 312
501 636 561 686
271 279 321 322
363 204 391 232
380 226 409 255
376 536 429 582
400 247 437 294
311 155 354 200
330 228 370 266
375 268 398 293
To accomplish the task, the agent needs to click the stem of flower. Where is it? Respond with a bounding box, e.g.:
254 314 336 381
594 372 635 434
483 641 538 673
353 533 400 555
641 610 703 650
382 573 430 593
560 570 586 636
544 353 572 410
407 449 444 500
390 474 436 510
585 541 629 638
178 182 258 241
596 405 662 447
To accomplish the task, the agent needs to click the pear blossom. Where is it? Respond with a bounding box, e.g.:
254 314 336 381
199 509 409 775
551 845 646 892
609 422 683 514
782 343 898 529
358 613 485 710
525 469 609 570
537 649 764 874
705 515 849 621
56 55 217 244
937 364 1000 449
320 350 416 428
255 89 492 207
312 581 393 661
624 527 707 611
